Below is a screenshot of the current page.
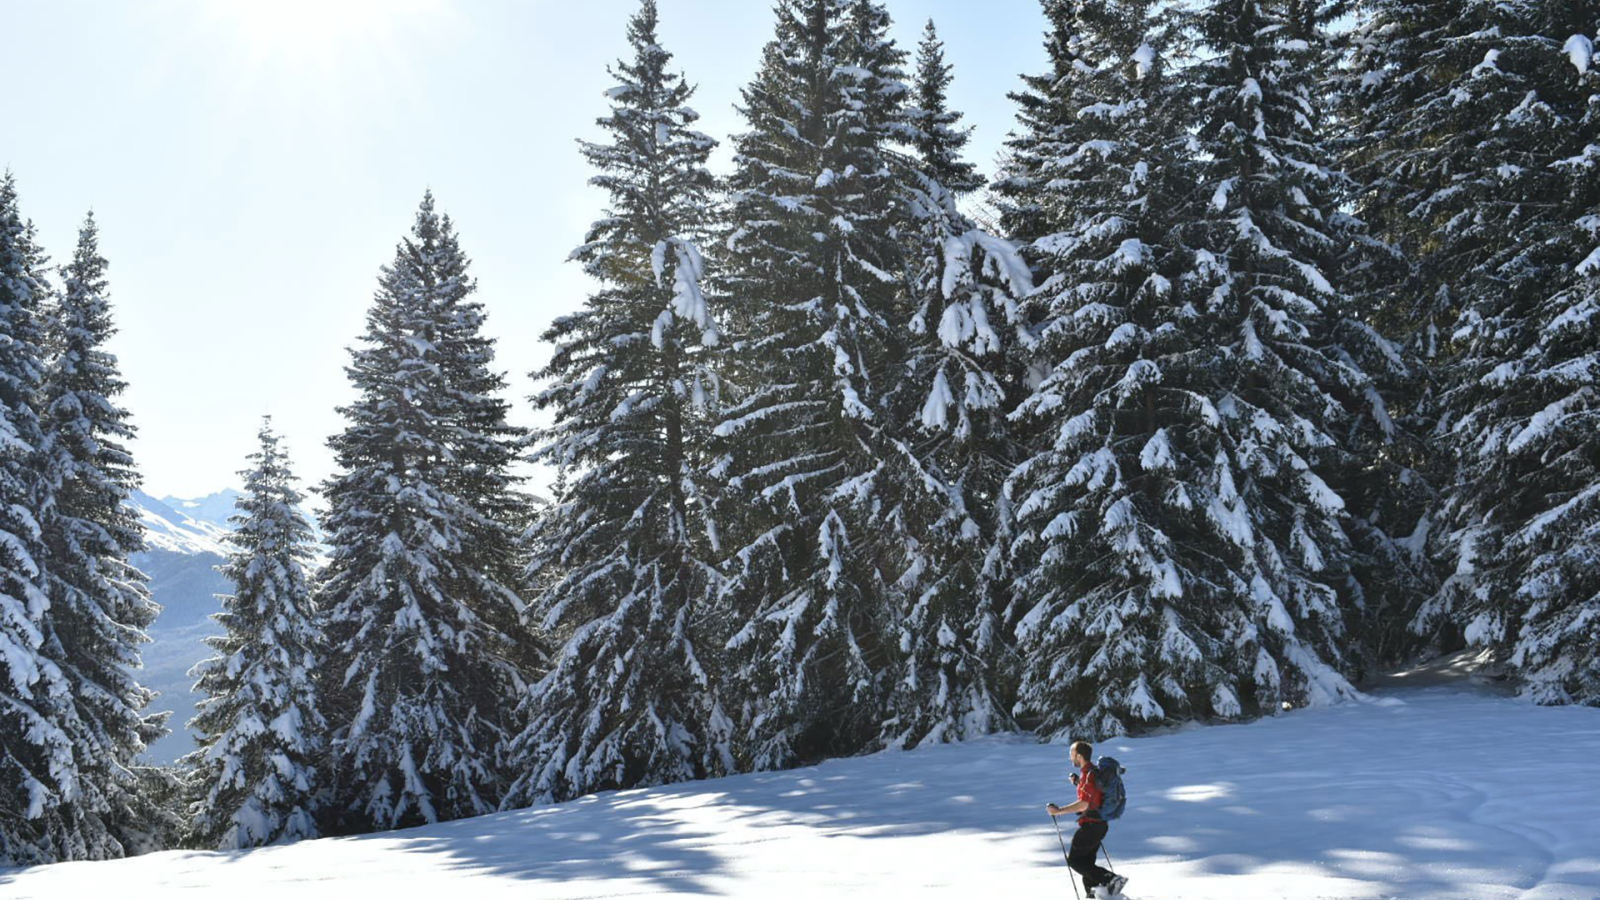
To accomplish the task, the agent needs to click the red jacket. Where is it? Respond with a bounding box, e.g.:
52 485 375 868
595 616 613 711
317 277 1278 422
1076 763 1104 825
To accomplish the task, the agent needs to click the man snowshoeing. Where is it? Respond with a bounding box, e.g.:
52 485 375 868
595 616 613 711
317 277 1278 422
1047 740 1129 898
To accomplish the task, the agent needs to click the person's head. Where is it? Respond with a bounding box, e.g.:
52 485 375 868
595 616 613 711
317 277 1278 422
1069 740 1093 769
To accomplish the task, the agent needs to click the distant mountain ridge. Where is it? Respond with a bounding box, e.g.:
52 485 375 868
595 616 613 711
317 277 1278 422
158 488 245 527
130 488 234 557
134 487 327 557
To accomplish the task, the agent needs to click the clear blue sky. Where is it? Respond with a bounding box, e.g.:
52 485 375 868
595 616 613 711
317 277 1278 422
2 0 1047 503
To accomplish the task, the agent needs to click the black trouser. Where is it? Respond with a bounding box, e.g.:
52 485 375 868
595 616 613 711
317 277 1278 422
1069 819 1114 894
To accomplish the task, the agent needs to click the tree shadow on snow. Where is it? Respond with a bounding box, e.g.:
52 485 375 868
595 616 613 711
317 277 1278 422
390 690 1598 898
363 796 736 895
6 687 1593 899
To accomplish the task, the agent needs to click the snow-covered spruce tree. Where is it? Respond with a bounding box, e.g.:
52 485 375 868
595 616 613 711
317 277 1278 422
1499 17 1600 701
1343 0 1540 367
0 173 81 866
1267 2 1434 671
1346 1 1598 682
987 0 1096 524
711 0 909 768
1000 0 1253 739
124 764 186 854
1426 7 1600 703
37 211 165 857
1320 9 1441 666
992 1 1099 254
501 0 732 808
877 19 1033 749
1003 0 1392 740
1342 0 1556 658
183 418 324 848
1163 0 1390 713
319 193 537 833
901 20 982 196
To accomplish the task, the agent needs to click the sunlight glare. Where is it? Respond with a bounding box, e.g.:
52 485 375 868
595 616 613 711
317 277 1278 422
204 0 439 65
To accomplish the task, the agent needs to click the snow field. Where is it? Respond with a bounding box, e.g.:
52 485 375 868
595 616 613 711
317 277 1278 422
5 681 1598 898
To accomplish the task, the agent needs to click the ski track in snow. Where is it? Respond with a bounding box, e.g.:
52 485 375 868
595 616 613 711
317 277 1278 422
3 684 1598 899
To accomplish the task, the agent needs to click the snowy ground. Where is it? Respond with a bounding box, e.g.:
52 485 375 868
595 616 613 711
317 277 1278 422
5 675 1598 899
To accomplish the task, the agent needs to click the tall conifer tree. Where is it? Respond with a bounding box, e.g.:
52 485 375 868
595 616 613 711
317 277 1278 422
319 193 535 831
185 419 324 848
37 211 163 857
502 0 732 806
1173 0 1385 710
1000 0 1251 738
1343 0 1534 658
711 0 910 767
1408 4 1600 701
0 173 80 865
902 20 982 196
880 18 1032 748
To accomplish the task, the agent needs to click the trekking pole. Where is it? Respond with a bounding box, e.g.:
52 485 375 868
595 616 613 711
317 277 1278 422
1050 811 1082 900
1101 842 1115 873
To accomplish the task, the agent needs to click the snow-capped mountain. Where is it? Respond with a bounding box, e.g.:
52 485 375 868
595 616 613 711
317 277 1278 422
137 487 328 554
131 488 234 556
158 488 245 530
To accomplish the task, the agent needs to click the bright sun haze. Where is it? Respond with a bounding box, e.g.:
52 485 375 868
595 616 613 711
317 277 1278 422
209 0 432 56
1 0 1045 502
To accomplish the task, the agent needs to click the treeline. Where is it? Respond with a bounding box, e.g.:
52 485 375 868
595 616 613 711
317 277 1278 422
2 0 1595 865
